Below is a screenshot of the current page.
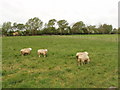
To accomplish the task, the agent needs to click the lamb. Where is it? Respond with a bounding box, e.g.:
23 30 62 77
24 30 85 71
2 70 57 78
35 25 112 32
37 49 48 57
76 52 90 66
20 48 32 56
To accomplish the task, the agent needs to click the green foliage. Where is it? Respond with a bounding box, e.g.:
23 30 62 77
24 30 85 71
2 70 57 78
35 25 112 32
42 19 58 34
71 21 85 34
1 18 118 35
87 25 98 34
7 31 14 36
2 35 118 88
111 28 118 34
98 24 113 34
25 17 43 35
47 19 57 28
12 22 17 31
57 20 69 34
16 24 25 31
42 27 58 34
2 22 12 36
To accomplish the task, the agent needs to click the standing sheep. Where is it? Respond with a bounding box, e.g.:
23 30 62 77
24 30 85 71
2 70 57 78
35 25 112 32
37 49 48 57
20 48 32 56
76 52 90 66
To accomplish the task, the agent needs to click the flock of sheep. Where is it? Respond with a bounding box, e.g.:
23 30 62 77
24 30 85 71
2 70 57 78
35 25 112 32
20 48 90 66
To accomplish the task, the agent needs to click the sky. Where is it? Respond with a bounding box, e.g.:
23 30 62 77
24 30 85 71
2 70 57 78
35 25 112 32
0 0 119 28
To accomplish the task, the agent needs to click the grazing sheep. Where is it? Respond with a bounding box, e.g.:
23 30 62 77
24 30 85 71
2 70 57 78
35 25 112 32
37 49 48 57
13 32 19 36
20 48 32 56
76 52 90 66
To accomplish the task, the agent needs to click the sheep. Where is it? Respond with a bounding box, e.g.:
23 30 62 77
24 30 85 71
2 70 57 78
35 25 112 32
37 49 48 57
76 52 90 66
20 48 32 56
13 32 19 36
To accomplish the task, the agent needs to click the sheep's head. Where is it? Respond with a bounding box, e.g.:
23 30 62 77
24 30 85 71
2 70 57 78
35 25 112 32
45 49 48 51
84 52 88 55
76 53 80 56
29 48 32 51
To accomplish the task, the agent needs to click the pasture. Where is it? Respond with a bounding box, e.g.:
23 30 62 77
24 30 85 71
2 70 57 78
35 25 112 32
2 35 118 88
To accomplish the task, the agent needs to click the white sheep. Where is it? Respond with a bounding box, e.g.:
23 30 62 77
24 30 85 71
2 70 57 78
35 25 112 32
13 32 19 36
20 48 32 56
76 52 90 66
37 49 48 57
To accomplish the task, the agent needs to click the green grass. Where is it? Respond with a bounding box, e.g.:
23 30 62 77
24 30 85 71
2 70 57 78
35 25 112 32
2 35 118 88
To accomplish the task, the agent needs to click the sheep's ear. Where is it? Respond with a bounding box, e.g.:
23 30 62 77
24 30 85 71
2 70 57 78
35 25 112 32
85 52 88 55
29 48 32 50
76 53 79 56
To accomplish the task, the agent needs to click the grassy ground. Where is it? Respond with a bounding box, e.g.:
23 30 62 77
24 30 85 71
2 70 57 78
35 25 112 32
2 35 118 88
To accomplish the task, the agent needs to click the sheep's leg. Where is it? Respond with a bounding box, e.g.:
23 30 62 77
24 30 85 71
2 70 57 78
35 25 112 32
87 61 90 64
81 62 83 66
77 60 79 66
43 53 46 57
81 60 84 66
88 59 90 64
21 51 23 56
39 55 40 57
79 60 82 66
21 53 23 56
78 62 80 66
80 61 82 65
76 60 78 66
83 61 86 64
23 53 26 56
78 61 80 66
77 59 80 66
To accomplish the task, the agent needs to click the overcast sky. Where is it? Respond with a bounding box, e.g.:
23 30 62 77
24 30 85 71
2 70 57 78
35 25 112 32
0 0 119 28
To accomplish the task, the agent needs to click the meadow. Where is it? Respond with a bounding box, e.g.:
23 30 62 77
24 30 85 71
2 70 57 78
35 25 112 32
2 35 118 88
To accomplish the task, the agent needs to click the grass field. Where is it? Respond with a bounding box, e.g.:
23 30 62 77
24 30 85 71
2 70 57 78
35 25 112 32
2 35 118 88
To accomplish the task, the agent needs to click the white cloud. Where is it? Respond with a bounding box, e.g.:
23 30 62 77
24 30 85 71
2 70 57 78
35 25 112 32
0 0 119 28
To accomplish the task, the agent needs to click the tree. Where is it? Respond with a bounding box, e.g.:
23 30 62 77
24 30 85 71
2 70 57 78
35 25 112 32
71 21 85 34
17 24 25 31
111 28 118 34
103 24 112 34
42 19 58 34
82 27 89 34
57 20 69 35
25 17 43 35
12 22 18 31
47 19 57 28
98 24 113 34
87 25 98 34
2 22 12 36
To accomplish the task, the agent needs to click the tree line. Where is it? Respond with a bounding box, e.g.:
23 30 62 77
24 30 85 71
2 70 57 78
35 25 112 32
0 17 119 36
